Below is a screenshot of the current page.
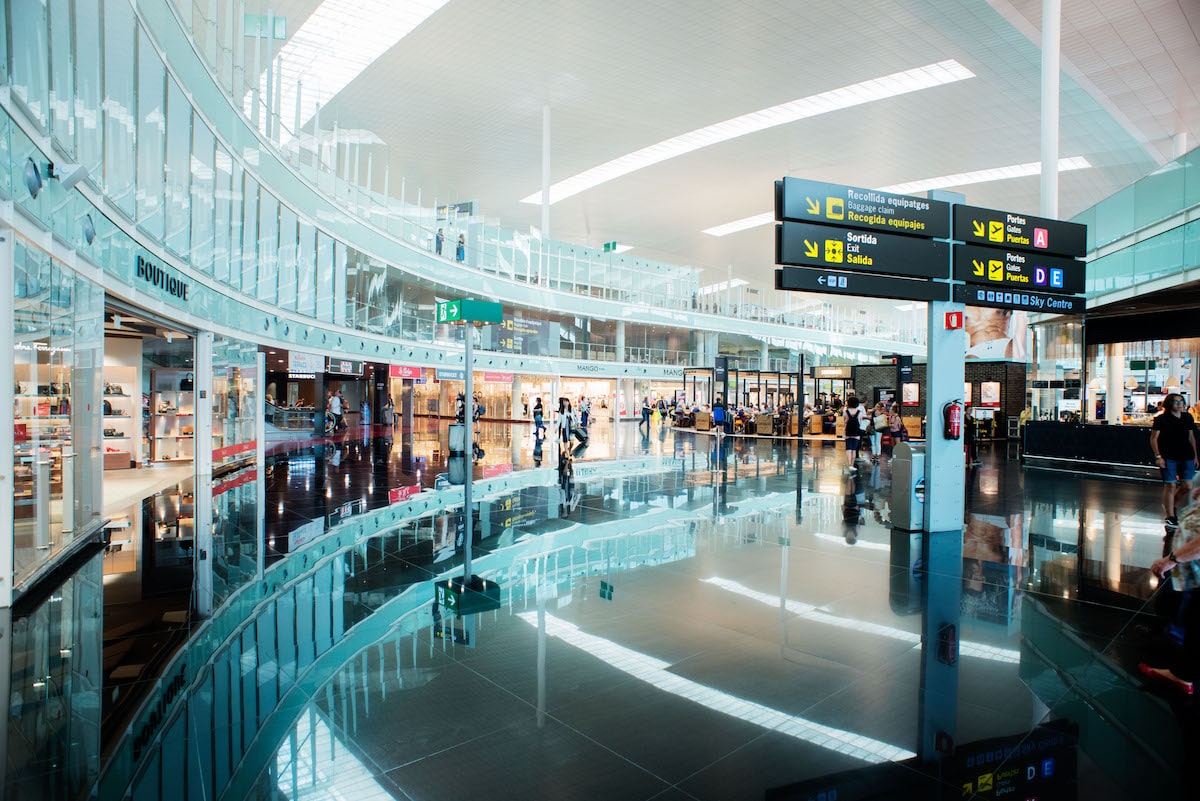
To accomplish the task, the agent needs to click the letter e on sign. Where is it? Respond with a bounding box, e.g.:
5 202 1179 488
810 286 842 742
945 311 963 330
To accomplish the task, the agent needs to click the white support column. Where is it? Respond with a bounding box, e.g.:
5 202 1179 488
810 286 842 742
195 332 215 618
615 321 626 363
256 350 266 580
760 341 770 372
924 190 966 534
0 227 13 610
542 106 549 244
1106 343 1124 425
1040 0 1061 218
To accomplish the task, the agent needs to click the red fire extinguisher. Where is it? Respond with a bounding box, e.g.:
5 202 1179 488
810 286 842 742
943 400 963 440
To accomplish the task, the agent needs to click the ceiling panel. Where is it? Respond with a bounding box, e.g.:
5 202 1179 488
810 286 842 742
239 0 1196 288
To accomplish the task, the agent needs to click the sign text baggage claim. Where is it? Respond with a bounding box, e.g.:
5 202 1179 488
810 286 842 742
846 189 935 233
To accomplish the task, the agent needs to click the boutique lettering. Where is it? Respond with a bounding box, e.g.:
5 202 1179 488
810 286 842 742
136 255 189 301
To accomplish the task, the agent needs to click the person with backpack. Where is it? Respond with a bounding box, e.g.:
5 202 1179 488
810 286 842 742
843 396 868 472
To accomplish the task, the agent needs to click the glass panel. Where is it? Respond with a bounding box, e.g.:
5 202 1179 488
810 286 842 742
296 221 316 317
227 159 244 292
10 0 50 128
240 175 259 292
211 335 260 606
102 0 136 215
12 236 102 583
256 191 278 304
190 122 216 272
48 0 73 148
276 204 298 310
213 145 233 283
315 231 334 323
73 0 102 176
164 77 192 256
4 554 104 801
135 33 166 240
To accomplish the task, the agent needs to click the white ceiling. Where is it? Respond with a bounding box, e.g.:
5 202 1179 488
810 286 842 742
244 0 1199 289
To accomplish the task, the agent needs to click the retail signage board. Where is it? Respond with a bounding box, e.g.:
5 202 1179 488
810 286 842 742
775 266 948 302
775 177 950 239
437 368 465 381
952 204 1086 258
437 299 503 325
776 221 949 279
953 244 1084 295
388 484 421 504
288 351 325 373
953 283 1084 314
326 358 363 376
389 364 423 380
482 371 513 383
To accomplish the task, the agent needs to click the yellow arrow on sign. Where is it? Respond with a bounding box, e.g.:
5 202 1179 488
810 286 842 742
805 197 820 215
972 220 985 237
803 239 819 258
972 259 985 277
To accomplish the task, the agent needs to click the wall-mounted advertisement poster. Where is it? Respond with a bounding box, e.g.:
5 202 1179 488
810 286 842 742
902 382 920 406
965 307 1029 360
980 381 1001 407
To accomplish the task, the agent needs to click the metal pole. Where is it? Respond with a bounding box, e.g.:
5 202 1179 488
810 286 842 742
1040 0 1061 218
463 325 474 579
541 105 551 270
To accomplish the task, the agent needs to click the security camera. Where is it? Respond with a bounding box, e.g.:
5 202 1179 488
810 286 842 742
24 158 42 199
46 161 90 192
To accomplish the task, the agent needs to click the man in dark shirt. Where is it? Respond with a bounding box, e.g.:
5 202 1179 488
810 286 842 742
1151 392 1199 528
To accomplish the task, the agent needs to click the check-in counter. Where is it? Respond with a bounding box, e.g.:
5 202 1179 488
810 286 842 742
755 413 774 435
1023 421 1155 478
695 411 712 431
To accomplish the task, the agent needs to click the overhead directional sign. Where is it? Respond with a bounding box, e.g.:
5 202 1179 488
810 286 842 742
953 244 1084 294
775 177 950 239
776 221 949 279
953 204 1086 257
953 284 1084 315
776 266 948 302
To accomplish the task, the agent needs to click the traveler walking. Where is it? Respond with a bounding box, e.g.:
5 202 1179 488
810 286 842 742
1151 392 1199 529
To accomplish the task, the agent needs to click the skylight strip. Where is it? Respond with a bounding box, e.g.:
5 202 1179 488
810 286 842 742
252 0 450 135
521 60 974 205
517 611 915 763
703 157 1092 236
701 577 1020 664
878 156 1091 194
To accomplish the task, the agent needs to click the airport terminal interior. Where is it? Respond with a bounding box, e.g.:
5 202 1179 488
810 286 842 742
3 1 1200 799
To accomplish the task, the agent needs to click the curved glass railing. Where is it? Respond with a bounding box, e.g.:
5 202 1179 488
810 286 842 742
1075 147 1200 298
149 0 925 348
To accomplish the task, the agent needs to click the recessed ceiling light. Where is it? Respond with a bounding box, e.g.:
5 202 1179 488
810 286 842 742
523 60 975 205
703 156 1092 237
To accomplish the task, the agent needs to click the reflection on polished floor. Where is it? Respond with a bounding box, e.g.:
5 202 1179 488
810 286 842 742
233 419 1191 801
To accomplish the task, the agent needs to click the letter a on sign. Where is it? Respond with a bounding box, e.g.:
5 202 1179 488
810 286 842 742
1034 228 1049 249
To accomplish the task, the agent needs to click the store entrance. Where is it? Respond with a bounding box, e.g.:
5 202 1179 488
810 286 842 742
101 302 197 602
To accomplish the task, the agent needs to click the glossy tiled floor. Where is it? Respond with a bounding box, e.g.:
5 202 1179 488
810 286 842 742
242 420 1189 800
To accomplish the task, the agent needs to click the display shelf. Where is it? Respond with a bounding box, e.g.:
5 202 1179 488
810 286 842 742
150 368 196 462
101 363 139 468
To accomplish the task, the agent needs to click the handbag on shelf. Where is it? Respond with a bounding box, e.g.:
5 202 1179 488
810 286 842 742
180 373 194 391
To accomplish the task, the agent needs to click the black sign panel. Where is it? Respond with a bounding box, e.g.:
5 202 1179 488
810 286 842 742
954 244 1085 295
953 204 1086 257
776 266 948 302
776 222 949 279
954 283 1084 314
775 177 950 239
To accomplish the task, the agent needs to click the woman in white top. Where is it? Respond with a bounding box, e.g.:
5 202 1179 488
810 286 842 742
558 398 573 444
